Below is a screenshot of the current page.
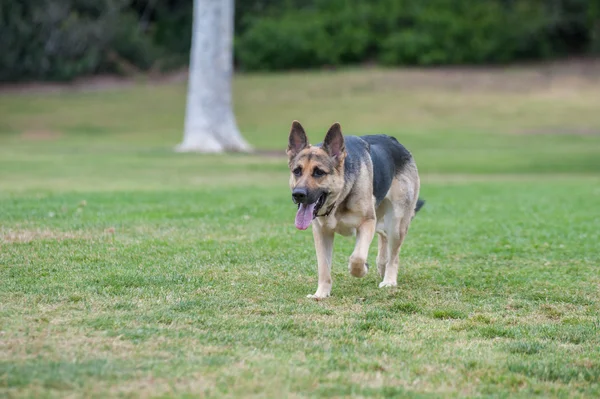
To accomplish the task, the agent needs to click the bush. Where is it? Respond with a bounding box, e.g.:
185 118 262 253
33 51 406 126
1 0 598 81
235 13 328 71
586 0 600 53
0 0 163 82
234 0 598 71
235 0 371 71
377 1 552 65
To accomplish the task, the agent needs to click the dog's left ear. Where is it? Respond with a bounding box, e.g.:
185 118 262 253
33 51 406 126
323 122 345 160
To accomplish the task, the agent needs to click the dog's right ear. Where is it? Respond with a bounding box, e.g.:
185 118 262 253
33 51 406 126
287 120 309 157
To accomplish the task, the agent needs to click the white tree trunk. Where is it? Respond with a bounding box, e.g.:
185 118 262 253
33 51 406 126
176 0 251 153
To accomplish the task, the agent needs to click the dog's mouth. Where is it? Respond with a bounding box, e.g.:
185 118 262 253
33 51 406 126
294 193 327 230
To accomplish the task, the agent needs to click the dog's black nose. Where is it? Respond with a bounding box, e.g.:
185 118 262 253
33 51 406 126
292 188 308 203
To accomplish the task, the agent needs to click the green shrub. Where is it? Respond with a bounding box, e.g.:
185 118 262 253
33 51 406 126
1 0 597 81
378 1 552 65
587 0 600 53
234 0 597 70
0 0 163 82
235 0 372 71
235 13 328 71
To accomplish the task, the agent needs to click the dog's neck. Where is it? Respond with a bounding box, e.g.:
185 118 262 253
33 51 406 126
316 202 336 218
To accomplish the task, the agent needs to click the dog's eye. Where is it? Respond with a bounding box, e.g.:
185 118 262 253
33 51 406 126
293 167 302 177
312 168 326 177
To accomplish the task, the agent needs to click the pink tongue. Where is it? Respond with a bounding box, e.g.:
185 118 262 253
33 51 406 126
295 203 317 230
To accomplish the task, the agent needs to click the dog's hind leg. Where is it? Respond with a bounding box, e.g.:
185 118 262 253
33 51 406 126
379 215 410 288
379 166 420 288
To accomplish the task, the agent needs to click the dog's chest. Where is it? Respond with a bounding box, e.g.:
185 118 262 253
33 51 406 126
322 212 363 236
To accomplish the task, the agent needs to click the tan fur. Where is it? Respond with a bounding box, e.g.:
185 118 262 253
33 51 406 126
288 148 345 204
287 121 420 299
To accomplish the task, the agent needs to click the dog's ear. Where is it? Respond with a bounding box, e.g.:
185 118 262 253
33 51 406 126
323 122 345 160
287 120 309 157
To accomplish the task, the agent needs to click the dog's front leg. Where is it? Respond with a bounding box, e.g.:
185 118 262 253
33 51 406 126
348 217 376 277
307 223 334 299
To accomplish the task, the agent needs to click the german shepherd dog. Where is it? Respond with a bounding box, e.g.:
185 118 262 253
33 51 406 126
287 121 424 299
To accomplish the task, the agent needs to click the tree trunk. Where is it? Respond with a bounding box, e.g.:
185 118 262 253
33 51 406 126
176 0 251 153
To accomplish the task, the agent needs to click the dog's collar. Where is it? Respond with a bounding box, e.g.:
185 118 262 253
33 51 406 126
316 203 336 218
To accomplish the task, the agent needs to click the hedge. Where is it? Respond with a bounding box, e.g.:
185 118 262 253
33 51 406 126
235 0 598 70
1 0 598 81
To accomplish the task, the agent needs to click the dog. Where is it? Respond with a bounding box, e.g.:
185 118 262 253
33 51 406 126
287 120 424 299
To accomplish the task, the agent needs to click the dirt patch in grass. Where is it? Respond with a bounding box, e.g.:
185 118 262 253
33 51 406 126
21 130 63 141
0 70 188 95
514 127 600 136
0 329 136 361
420 173 600 184
106 373 215 398
1 229 93 244
2 59 599 96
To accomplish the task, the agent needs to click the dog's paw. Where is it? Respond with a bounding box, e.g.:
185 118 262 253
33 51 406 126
378 280 397 288
348 256 368 278
307 292 330 300
307 284 331 299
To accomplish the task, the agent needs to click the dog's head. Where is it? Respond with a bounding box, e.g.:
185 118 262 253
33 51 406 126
287 120 346 230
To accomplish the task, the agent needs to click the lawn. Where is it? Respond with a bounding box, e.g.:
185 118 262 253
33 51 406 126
1 66 599 398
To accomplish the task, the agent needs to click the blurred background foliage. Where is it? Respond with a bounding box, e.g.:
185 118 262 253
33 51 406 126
1 0 599 81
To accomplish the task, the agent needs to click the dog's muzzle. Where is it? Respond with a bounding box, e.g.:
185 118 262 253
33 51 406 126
292 187 308 204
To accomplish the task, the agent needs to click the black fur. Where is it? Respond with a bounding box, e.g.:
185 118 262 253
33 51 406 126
415 198 425 213
317 134 425 211
340 135 368 183
361 135 412 205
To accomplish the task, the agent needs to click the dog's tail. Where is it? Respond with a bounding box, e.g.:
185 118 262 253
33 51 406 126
415 198 425 213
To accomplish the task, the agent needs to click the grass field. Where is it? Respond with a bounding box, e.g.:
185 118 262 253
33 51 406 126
1 66 600 398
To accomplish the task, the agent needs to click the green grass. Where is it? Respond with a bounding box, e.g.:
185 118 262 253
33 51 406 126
1 67 600 397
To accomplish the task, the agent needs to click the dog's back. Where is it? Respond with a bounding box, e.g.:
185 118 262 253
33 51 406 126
340 135 416 207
